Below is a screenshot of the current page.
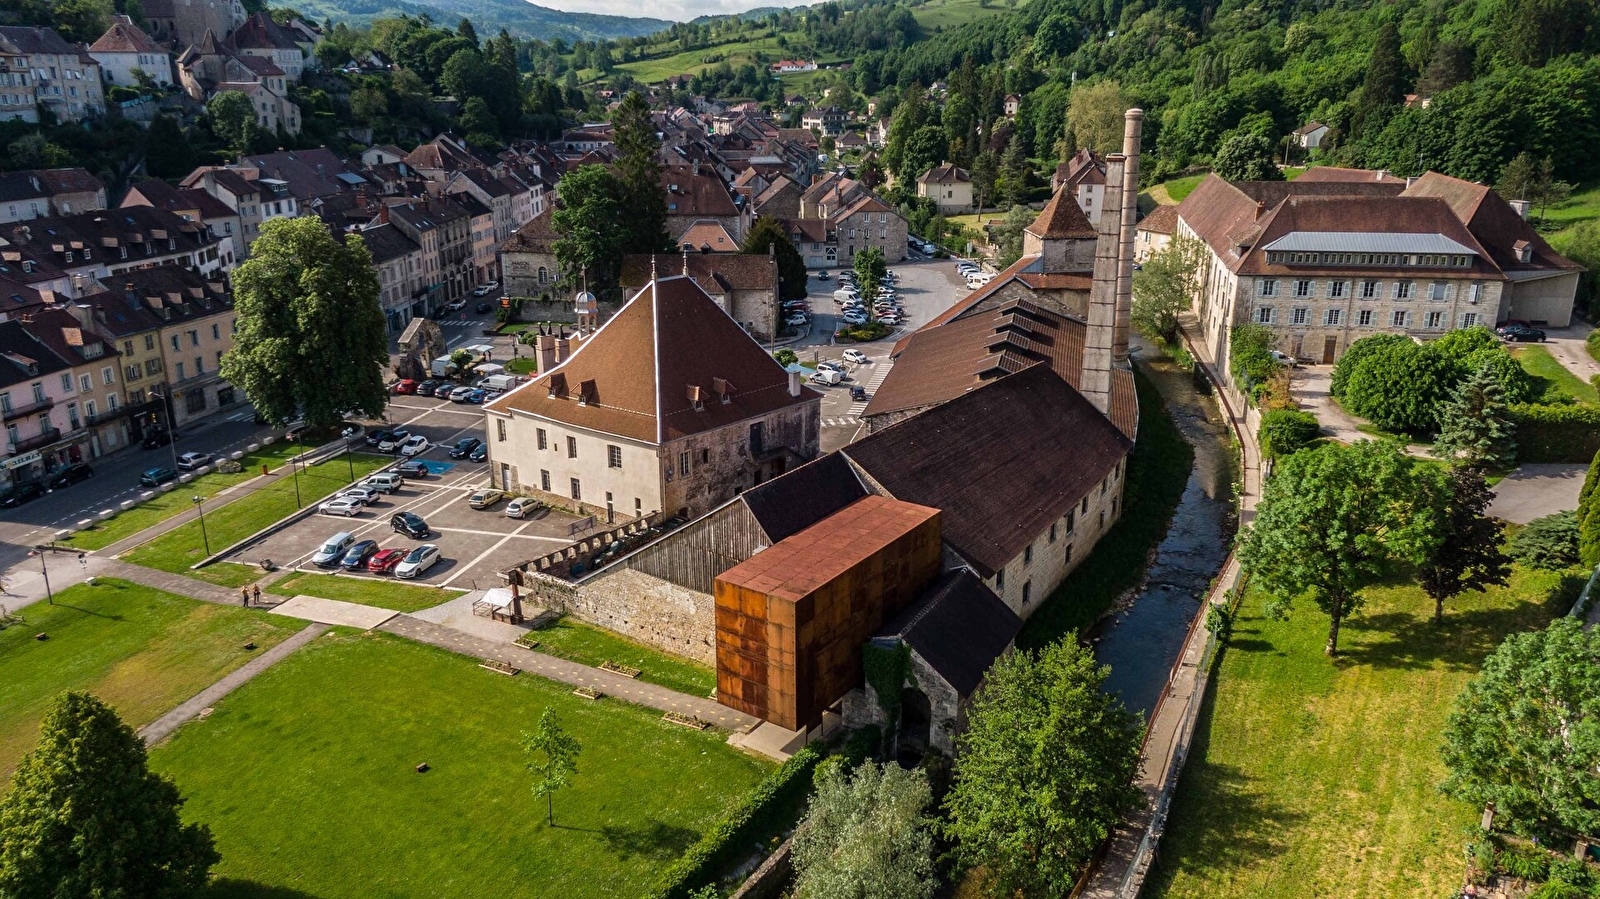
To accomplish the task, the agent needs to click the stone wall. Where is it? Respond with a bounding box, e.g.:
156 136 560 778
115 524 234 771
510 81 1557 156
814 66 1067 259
533 566 717 664
661 401 820 520
844 647 965 754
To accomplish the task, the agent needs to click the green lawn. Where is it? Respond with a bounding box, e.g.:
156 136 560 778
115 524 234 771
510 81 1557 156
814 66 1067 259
1515 344 1599 405
507 357 538 375
524 615 716 697
122 453 390 584
151 631 769 899
1536 179 1600 230
614 35 839 83
0 578 300 776
1157 174 1208 204
65 442 319 551
1146 565 1579 899
267 571 459 613
910 0 1025 31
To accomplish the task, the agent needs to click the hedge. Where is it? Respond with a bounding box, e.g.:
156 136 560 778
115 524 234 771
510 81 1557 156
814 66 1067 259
646 743 825 899
1511 403 1600 463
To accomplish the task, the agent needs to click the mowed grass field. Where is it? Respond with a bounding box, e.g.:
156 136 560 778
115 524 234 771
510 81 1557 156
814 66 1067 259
1515 344 1599 405
122 453 390 587
152 631 770 899
910 0 1026 30
1146 565 1578 899
527 615 716 697
267 570 460 613
0 578 300 776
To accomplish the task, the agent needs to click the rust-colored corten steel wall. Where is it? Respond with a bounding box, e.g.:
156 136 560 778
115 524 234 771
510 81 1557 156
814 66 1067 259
714 495 942 730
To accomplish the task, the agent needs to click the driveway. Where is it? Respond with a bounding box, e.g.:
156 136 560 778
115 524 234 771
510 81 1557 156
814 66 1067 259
1489 463 1586 524
1542 323 1600 383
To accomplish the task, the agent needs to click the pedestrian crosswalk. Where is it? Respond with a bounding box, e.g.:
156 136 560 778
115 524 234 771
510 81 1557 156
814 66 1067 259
848 360 894 416
438 320 482 328
823 416 860 428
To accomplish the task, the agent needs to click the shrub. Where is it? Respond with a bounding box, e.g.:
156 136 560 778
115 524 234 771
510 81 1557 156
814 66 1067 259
1228 324 1278 397
1342 341 1458 435
1508 510 1580 569
838 321 892 341
1511 403 1600 462
1527 881 1583 899
1259 409 1321 459
1589 329 1600 364
1331 333 1412 398
1499 845 1552 881
773 348 799 367
646 744 824 899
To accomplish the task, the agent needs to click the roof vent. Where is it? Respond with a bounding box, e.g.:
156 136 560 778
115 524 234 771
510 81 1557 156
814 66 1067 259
712 377 734 404
686 383 704 411
547 372 566 397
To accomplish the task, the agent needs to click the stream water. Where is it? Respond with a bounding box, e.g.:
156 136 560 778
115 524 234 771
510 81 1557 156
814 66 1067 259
1090 339 1238 718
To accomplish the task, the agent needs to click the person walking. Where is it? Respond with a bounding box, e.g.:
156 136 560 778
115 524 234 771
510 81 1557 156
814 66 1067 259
251 584 261 605
241 587 249 607
77 552 87 571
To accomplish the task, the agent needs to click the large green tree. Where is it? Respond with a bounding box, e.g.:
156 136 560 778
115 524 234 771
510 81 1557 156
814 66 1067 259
791 762 936 899
552 164 625 290
943 640 1142 898
1212 131 1281 181
1131 234 1205 341
1239 440 1441 655
1442 618 1600 838
613 90 671 255
1432 363 1517 468
523 708 581 826
0 693 219 897
1065 79 1130 154
144 114 194 179
221 217 387 431
1579 449 1600 568
742 215 808 303
1418 466 1510 624
853 247 887 315
206 90 259 157
1354 21 1406 136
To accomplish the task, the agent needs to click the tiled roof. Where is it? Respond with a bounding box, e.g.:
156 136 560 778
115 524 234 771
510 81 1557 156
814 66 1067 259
1403 171 1583 275
223 12 301 51
0 320 74 389
1294 166 1400 183
1138 203 1178 235
739 452 867 543
620 253 774 293
664 166 738 217
242 149 357 201
357 222 419 264
674 220 738 252
876 569 1020 696
843 363 1132 578
90 17 161 54
0 26 80 55
486 275 819 443
500 207 556 253
1026 185 1096 240
22 306 118 367
920 163 969 185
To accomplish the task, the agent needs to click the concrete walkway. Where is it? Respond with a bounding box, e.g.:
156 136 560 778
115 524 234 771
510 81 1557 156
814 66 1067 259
1544 323 1600 383
139 623 330 745
381 614 760 734
1489 463 1586 524
1289 365 1429 457
270 594 398 629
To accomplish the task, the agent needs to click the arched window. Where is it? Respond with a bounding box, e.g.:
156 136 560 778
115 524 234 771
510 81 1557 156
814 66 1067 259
537 266 548 284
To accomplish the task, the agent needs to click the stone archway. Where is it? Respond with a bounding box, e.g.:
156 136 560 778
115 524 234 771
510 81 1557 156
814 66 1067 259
898 686 932 765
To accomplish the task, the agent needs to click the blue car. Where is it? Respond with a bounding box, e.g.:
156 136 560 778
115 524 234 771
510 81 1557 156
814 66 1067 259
466 388 486 404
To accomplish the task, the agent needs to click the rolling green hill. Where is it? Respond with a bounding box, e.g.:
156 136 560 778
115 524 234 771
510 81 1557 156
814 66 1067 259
292 0 671 41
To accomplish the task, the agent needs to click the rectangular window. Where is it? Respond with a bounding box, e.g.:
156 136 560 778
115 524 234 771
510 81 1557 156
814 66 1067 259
175 362 185 380
496 419 506 442
1064 543 1073 566
1325 309 1342 326
101 366 113 385
106 393 118 410
1259 279 1278 297
1291 307 1309 325
1426 311 1444 329
1430 282 1448 301
1255 306 1275 324
1460 312 1478 328
536 428 547 450
194 356 203 375
1395 281 1413 300
994 568 1004 591
211 323 220 340
61 373 72 393
1329 281 1346 299
1358 309 1374 326
540 469 550 492
607 445 622 468
679 452 690 476
79 374 91 392
1392 310 1408 328
1024 544 1033 565
566 436 577 459
170 334 180 351
1361 281 1379 299
570 478 581 501
1294 279 1313 298
145 334 155 351
1049 523 1057 543
1022 581 1031 605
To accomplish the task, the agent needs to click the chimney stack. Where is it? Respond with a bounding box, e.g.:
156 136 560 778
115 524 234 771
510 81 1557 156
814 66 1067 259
1081 152 1126 418
1115 109 1143 364
536 334 557 374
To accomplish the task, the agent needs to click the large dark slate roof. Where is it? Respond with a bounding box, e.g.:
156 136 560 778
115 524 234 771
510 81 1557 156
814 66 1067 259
877 569 1021 696
740 451 866 544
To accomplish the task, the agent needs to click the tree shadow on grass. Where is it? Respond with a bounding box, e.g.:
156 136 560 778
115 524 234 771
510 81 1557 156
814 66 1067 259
1337 573 1583 673
201 878 323 899
600 818 699 862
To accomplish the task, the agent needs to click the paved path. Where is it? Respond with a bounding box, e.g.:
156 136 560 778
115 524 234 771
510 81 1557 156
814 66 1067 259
1544 324 1600 383
381 614 760 733
1489 463 1586 524
1289 365 1430 457
270 594 398 628
139 623 330 745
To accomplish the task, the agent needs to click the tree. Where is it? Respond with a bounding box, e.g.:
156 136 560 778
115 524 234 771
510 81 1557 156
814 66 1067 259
970 148 997 213
1442 618 1600 839
1509 510 1580 570
1417 40 1472 96
859 153 886 189
1239 440 1440 656
1432 363 1518 468
854 247 887 316
1066 80 1130 154
51 0 113 42
1212 131 1281 181
1259 408 1321 459
455 16 477 45
1131 234 1205 341
458 96 499 146
1419 466 1510 624
1354 22 1405 136
1579 449 1600 568
523 708 581 826
206 90 259 157
791 762 936 899
991 204 1033 268
144 114 194 179
742 215 808 303
996 134 1031 206
1340 341 1459 435
944 640 1142 899
552 165 625 289
350 84 389 124
0 692 218 897
612 90 671 254
221 217 388 431
901 126 949 187
1498 152 1573 221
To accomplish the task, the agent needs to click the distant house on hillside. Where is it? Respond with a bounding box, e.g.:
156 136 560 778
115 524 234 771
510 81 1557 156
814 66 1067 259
771 59 817 73
1292 122 1329 151
917 163 972 214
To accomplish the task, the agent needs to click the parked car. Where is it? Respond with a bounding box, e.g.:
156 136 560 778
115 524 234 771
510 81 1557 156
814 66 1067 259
398 435 430 457
1502 324 1547 342
319 497 363 517
1495 320 1530 336
49 463 94 488
177 451 213 471
465 388 487 404
339 486 379 505
475 301 492 314
850 385 868 402
810 368 844 386
449 437 482 459
141 430 174 449
312 532 355 567
340 540 380 570
505 497 537 518
469 443 488 462
362 472 405 494
468 488 504 509
416 380 441 396
445 299 467 312
1269 350 1299 367
785 314 809 327
367 548 407 574
432 382 458 398
0 481 46 507
815 270 830 280
391 511 429 539
392 379 419 395
395 544 442 579
842 349 869 364
139 467 177 487
377 433 410 452
394 459 430 478
841 312 868 326
449 386 476 403
817 361 846 373
472 284 494 296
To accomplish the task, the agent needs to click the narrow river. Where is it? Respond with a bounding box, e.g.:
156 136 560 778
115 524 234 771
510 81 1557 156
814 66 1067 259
1091 338 1237 718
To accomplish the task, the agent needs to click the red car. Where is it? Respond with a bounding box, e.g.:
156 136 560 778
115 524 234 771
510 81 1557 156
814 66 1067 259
392 379 419 395
367 548 407 573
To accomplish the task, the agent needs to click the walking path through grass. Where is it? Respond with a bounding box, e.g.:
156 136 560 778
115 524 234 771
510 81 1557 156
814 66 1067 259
139 623 330 745
526 615 715 697
151 630 769 899
1515 344 1599 405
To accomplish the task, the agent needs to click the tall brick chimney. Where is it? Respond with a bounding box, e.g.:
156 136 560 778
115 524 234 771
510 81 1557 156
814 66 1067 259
1115 109 1144 364
1081 151 1126 417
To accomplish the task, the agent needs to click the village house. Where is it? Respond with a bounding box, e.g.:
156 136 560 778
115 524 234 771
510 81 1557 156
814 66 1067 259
0 169 106 224
1053 148 1108 225
498 208 561 300
0 26 104 124
88 16 172 89
800 105 847 136
917 163 973 214
619 252 780 341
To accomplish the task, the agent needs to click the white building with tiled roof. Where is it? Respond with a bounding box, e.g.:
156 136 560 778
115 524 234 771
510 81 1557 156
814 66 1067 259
89 16 171 88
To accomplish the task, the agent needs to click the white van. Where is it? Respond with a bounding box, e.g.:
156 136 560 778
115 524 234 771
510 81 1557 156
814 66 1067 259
810 368 844 386
363 472 405 494
479 374 519 393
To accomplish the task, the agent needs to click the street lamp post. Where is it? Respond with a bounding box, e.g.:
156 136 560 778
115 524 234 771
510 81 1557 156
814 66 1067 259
157 386 181 475
191 495 210 555
344 434 355 482
290 428 303 509
27 548 51 604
